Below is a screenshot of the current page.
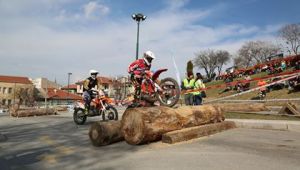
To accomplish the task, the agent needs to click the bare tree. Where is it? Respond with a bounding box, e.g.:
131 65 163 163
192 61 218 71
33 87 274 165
235 41 280 68
215 50 230 76
259 41 280 61
194 49 230 78
15 88 26 105
279 23 300 55
235 42 256 68
194 50 215 78
15 87 38 106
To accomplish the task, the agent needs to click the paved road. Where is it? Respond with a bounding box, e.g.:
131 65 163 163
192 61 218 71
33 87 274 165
1 110 300 170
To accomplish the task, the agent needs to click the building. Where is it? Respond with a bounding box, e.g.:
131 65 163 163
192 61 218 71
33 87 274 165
0 75 34 107
114 76 134 100
44 88 82 105
32 78 61 89
61 84 77 94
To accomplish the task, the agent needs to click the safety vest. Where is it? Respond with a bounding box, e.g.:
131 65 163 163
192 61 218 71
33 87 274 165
183 78 195 94
193 79 205 95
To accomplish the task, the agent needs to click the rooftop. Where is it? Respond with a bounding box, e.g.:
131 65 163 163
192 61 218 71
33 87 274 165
61 84 77 90
0 75 32 84
46 88 82 100
76 76 113 85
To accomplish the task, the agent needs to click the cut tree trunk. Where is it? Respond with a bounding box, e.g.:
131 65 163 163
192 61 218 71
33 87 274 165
10 108 57 117
213 103 268 112
162 121 236 144
89 120 124 146
121 105 224 145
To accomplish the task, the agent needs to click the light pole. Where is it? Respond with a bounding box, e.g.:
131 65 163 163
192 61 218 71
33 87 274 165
132 13 146 60
67 72 72 104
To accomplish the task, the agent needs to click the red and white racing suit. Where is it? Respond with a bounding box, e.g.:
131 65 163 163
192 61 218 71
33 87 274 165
128 58 151 99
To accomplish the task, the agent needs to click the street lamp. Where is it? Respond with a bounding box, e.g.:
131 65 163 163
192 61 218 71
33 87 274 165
67 72 72 104
132 13 147 60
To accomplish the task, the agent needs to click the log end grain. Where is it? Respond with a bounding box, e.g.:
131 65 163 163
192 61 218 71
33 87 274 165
89 120 124 147
121 108 146 145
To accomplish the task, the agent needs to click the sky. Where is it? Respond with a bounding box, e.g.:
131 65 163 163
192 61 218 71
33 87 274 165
0 0 299 85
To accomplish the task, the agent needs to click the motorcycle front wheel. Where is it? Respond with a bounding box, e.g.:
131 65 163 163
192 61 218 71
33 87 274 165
73 108 87 125
102 106 118 121
156 77 180 107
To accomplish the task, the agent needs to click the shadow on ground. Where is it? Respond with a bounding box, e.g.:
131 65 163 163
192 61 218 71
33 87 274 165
0 115 139 170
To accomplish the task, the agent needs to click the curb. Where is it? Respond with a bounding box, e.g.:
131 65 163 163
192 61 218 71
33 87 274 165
227 119 300 132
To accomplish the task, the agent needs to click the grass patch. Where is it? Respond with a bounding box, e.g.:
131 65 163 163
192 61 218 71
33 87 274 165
225 112 300 121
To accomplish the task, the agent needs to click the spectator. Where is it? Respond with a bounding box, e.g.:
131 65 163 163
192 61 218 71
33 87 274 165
281 60 287 71
219 73 234 94
182 72 195 105
294 61 300 70
193 73 206 105
237 75 251 92
262 65 268 72
257 79 267 98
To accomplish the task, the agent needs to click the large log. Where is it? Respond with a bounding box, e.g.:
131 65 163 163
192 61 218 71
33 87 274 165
89 121 124 146
213 103 268 112
10 108 57 117
162 121 236 144
121 105 224 145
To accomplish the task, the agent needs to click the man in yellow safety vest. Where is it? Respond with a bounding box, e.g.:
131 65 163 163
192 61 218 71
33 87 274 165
193 73 206 105
182 72 195 105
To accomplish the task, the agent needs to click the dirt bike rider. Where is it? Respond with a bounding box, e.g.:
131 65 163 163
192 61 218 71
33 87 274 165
128 50 156 101
257 79 267 98
83 70 101 114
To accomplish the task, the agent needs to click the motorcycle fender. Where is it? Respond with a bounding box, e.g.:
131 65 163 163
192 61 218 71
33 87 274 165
152 69 168 81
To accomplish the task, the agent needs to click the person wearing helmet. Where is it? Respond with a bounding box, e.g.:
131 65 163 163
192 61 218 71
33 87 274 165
83 69 101 114
128 50 155 101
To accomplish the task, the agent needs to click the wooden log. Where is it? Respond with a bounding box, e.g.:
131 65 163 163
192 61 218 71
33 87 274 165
213 103 268 112
89 121 124 146
121 105 224 145
10 108 57 117
162 121 236 144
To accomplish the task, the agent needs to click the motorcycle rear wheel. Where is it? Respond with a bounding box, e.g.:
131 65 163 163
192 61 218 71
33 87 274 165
156 77 180 107
73 108 87 125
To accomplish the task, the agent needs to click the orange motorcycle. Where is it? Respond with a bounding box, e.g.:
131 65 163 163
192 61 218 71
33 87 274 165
131 68 180 107
73 90 118 125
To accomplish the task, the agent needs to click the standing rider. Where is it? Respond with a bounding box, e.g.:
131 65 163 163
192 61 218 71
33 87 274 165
83 70 101 113
128 50 156 101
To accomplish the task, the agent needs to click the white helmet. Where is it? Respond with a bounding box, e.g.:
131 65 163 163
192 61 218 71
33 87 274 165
144 50 155 65
89 69 99 75
89 69 99 80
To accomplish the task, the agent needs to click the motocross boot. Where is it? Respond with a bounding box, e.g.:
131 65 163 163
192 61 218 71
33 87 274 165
84 103 90 115
129 87 142 108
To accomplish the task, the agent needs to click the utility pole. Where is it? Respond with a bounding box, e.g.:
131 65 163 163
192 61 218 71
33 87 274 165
45 79 48 109
67 72 72 104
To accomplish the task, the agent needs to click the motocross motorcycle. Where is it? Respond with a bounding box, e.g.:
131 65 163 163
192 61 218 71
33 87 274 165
131 69 180 107
258 90 266 100
73 90 118 125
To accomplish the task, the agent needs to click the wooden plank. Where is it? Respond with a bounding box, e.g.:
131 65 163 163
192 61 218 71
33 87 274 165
162 121 236 144
278 103 300 116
